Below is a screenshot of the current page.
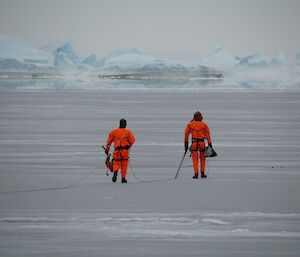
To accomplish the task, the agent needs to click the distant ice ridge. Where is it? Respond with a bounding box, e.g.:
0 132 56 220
0 34 58 77
295 53 300 65
200 43 239 73
82 54 97 66
93 48 223 79
0 34 300 86
0 34 54 66
41 40 83 72
0 35 93 76
291 53 300 81
0 35 223 79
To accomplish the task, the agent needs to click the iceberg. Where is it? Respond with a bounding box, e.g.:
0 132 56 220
227 50 291 89
294 53 300 66
270 50 287 66
0 34 55 68
95 48 223 79
0 58 32 70
1 34 296 85
96 48 176 70
236 52 269 67
82 54 97 66
96 48 141 68
290 53 300 82
202 44 239 73
41 41 80 70
0 35 59 78
236 50 288 67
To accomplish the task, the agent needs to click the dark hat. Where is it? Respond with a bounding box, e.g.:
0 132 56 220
119 119 127 128
193 111 203 121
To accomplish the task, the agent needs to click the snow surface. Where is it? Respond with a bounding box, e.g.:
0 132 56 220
0 83 300 257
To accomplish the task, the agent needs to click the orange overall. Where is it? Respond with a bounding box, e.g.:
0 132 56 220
105 128 135 179
184 120 211 175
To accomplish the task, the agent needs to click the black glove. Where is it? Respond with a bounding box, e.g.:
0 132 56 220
184 141 189 153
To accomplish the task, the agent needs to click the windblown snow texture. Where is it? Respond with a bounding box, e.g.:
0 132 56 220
0 86 299 257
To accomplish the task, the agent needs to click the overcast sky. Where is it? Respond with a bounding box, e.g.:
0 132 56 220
0 0 299 60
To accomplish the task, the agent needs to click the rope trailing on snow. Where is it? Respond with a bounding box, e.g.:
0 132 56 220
0 168 98 194
0 152 213 193
128 159 173 183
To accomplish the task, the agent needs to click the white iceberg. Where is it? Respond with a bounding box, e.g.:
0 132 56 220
94 48 222 79
41 41 80 71
0 34 55 68
294 53 300 66
202 44 239 73
270 50 287 66
97 48 180 70
82 54 97 66
236 52 269 67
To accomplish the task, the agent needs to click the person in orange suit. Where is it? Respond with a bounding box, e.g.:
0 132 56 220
105 119 135 183
184 111 212 179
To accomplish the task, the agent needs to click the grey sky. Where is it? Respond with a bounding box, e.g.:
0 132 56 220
0 0 299 60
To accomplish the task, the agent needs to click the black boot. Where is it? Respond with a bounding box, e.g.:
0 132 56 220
193 173 198 179
201 172 207 178
122 178 127 183
112 171 118 183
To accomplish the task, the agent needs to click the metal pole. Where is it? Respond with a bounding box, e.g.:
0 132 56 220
174 151 187 180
